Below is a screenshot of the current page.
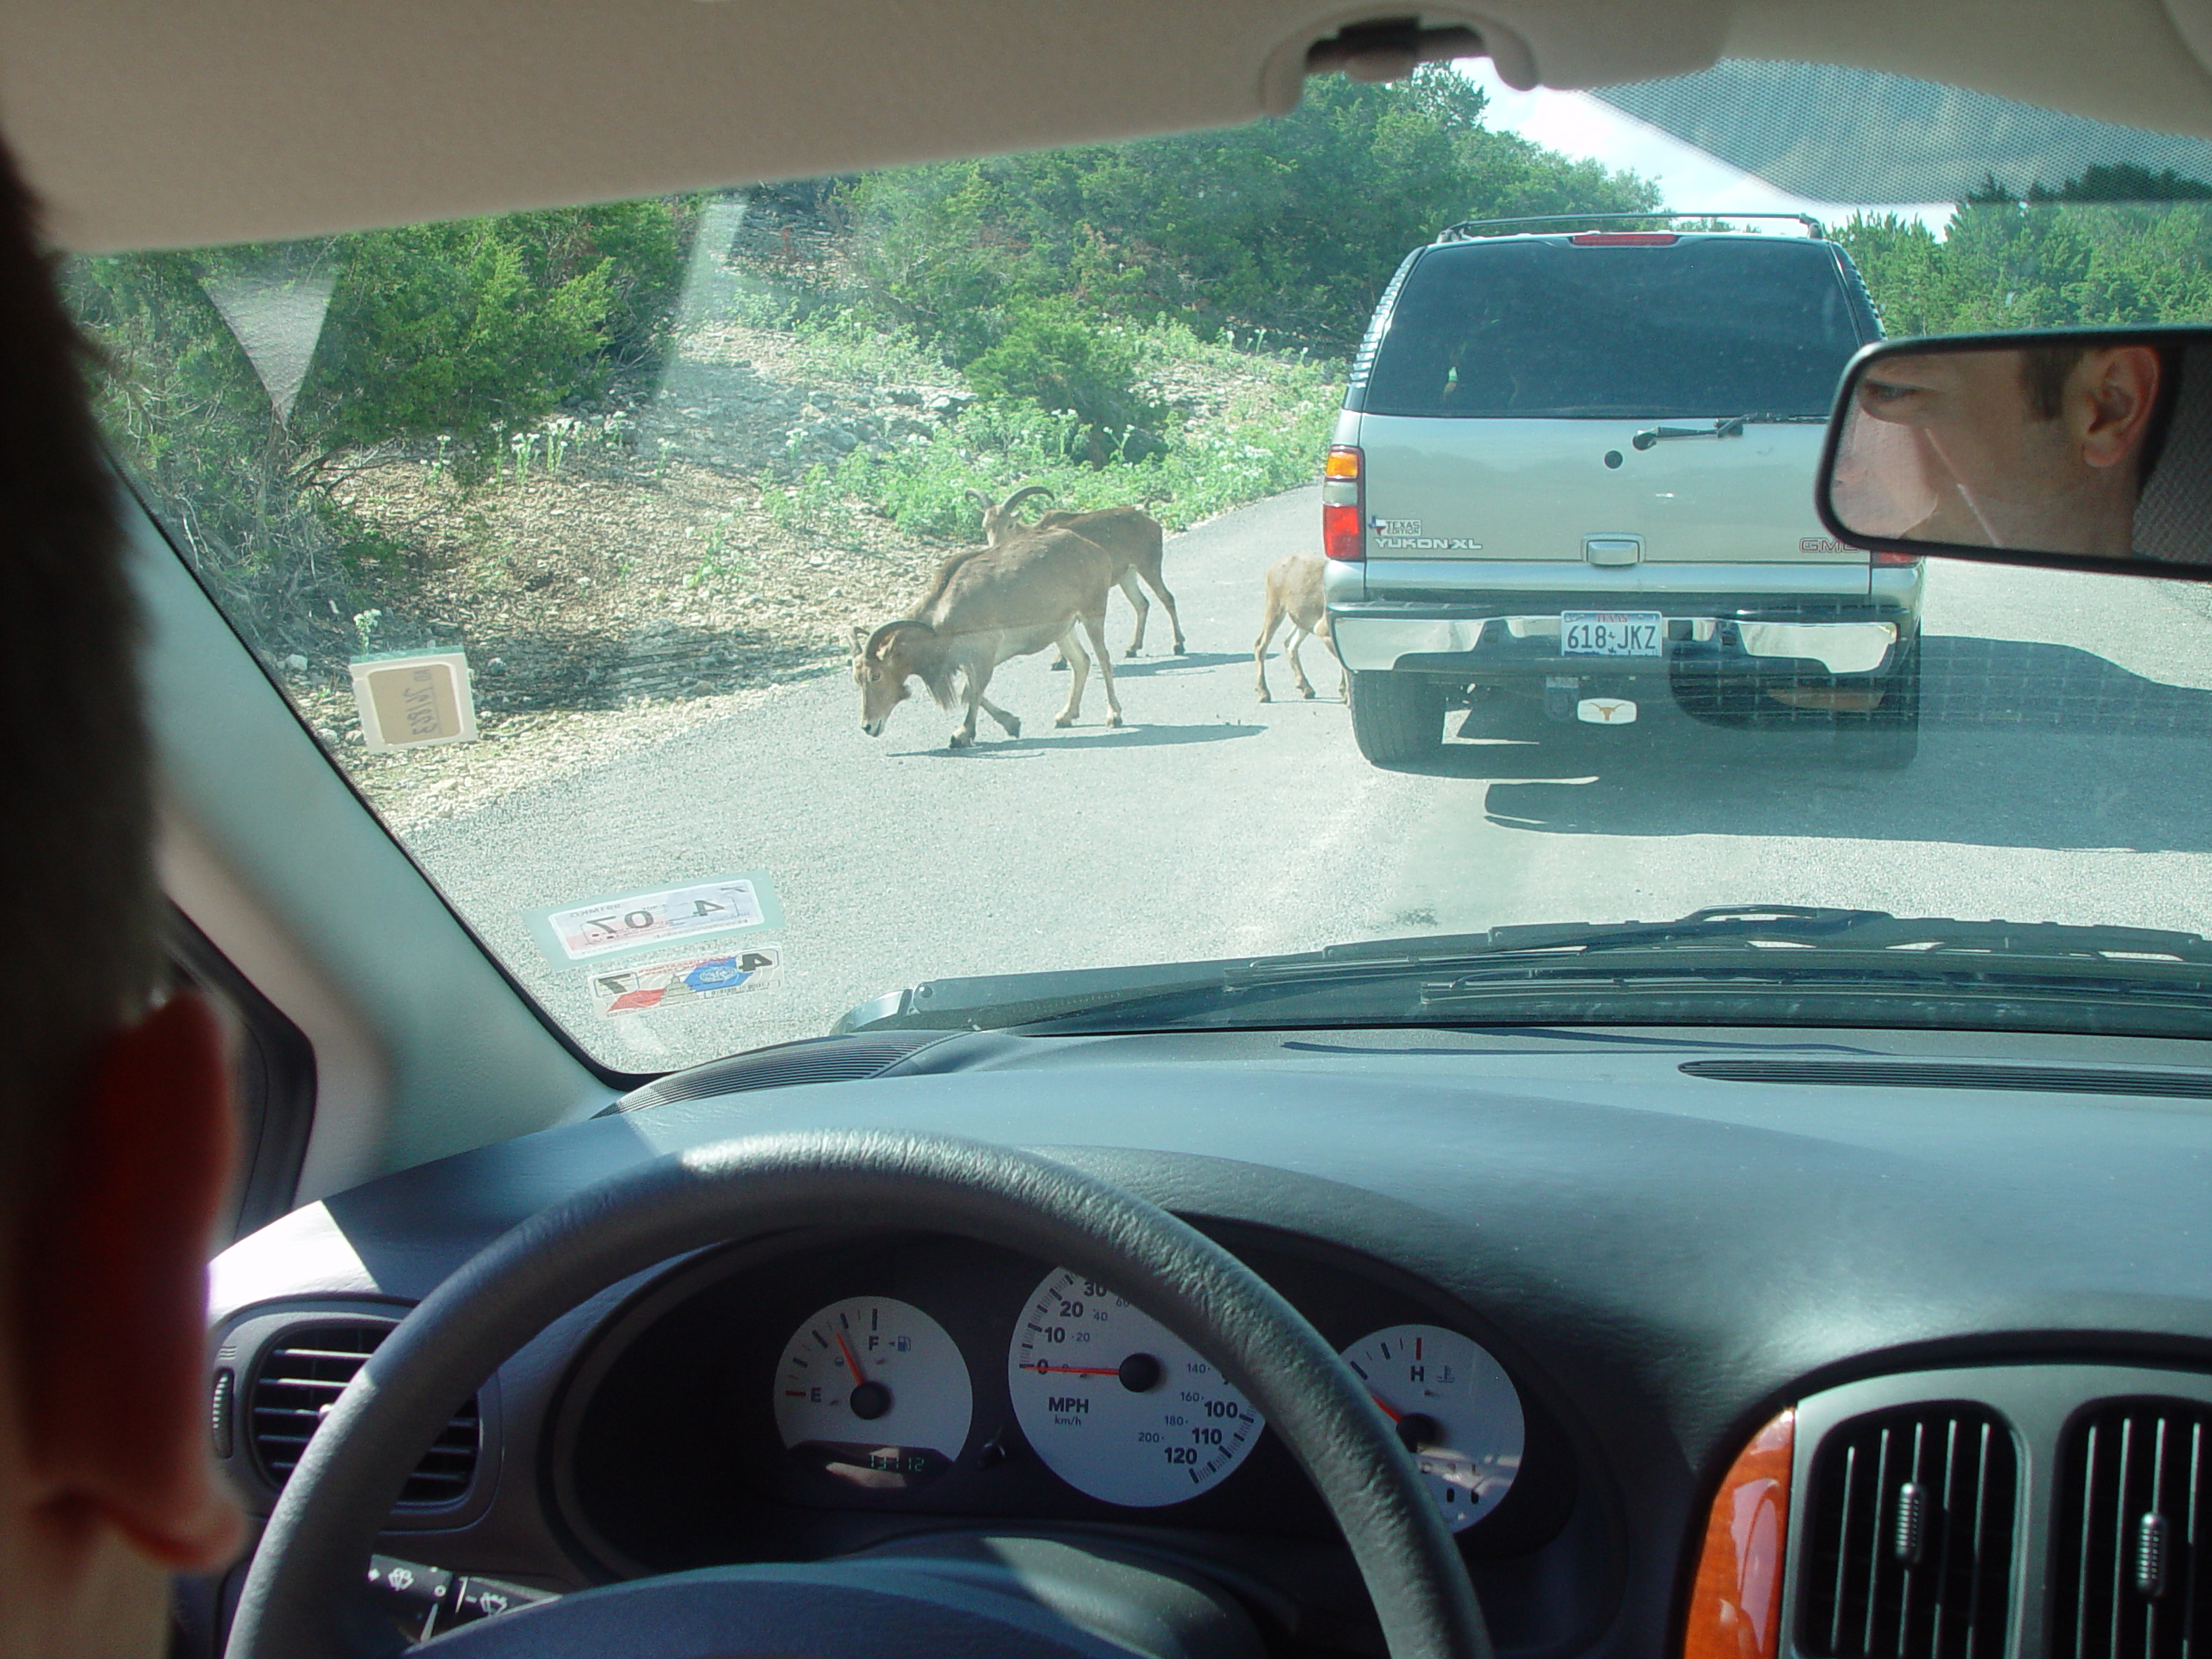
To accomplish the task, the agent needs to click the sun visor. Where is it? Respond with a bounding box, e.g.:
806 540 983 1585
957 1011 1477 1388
1593 62 2212 202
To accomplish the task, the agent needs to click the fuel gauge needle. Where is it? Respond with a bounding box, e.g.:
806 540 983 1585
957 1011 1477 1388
834 1329 867 1383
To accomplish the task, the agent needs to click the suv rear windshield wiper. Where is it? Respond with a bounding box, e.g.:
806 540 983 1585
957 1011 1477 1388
1631 413 1828 447
842 906 2212 1039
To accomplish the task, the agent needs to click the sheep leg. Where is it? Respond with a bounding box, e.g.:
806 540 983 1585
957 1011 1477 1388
1254 595 1285 702
1082 607 1122 727
1054 626 1091 728
1117 569 1151 657
950 663 991 748
1141 560 1186 654
1313 614 1346 700
1287 625 1318 700
977 691 1021 738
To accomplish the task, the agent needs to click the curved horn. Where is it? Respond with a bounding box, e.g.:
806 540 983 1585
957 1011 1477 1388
964 487 994 512
864 618 935 661
1003 484 1057 520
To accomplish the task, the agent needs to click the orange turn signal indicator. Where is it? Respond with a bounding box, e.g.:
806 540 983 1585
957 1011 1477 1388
1682 1408 1795 1659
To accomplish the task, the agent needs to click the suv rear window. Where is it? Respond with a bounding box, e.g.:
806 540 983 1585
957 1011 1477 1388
1360 237 1871 420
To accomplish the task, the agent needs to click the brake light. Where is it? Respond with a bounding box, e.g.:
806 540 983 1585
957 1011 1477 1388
1568 232 1679 245
1323 445 1363 562
1872 550 1923 566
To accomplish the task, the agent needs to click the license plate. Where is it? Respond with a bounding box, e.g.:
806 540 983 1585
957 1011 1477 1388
1561 611 1663 656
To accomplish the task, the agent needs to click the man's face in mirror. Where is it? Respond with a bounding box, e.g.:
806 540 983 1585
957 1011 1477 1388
1846 343 2164 556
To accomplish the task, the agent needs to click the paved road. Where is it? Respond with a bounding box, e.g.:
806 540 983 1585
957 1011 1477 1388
410 486 2212 1071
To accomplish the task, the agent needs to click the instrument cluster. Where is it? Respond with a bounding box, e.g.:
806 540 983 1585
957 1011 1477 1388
554 1227 1573 1577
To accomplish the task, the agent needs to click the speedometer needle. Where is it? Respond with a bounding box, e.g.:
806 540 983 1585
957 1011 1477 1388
1026 1363 1122 1376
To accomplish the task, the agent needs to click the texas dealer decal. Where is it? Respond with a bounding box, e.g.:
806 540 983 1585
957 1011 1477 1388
1370 517 1483 551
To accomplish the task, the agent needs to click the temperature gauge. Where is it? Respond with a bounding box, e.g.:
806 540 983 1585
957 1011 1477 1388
772 1295 971 1489
1342 1323 1523 1531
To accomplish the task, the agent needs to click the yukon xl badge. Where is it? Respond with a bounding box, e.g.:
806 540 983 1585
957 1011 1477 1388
1370 517 1483 551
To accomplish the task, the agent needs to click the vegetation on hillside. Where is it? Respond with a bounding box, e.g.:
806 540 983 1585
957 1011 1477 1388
64 69 1656 663
1839 166 2212 336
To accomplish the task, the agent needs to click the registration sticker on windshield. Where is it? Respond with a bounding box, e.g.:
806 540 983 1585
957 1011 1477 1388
588 947 781 1017
528 874 784 966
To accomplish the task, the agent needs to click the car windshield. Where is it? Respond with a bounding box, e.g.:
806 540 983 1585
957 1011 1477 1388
1358 236 1871 418
65 65 2212 1072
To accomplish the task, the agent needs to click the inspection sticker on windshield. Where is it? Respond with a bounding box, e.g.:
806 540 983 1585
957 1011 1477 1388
588 946 781 1017
527 874 784 966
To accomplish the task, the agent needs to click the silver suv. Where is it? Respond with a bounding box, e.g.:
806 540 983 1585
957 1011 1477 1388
1323 214 1924 767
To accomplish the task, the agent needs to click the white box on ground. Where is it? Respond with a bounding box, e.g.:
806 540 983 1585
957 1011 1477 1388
350 652 477 751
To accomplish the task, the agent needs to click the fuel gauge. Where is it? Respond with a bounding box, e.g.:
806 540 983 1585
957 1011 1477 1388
1342 1323 1523 1531
772 1296 972 1489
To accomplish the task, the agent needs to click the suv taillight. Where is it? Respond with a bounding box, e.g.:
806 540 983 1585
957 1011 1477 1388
1323 445 1363 562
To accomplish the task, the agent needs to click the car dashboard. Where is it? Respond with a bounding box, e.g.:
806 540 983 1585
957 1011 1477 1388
201 1022 2212 1657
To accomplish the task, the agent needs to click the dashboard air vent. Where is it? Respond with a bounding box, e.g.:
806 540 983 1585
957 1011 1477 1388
1679 1061 2212 1100
609 1031 950 1112
2054 1400 2209 1659
250 1323 479 1505
1800 1402 2018 1659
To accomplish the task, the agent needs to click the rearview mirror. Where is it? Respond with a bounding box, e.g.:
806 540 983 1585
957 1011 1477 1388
1817 328 2212 576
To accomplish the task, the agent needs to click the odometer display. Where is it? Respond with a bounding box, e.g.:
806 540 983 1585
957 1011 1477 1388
1007 1268 1262 1507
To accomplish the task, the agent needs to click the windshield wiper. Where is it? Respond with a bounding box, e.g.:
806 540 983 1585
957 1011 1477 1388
1631 413 1827 448
841 906 2212 1035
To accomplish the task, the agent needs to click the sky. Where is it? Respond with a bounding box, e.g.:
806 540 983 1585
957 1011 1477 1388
1458 62 1954 233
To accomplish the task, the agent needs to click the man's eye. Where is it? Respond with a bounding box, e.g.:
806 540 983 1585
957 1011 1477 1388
1862 379 1919 402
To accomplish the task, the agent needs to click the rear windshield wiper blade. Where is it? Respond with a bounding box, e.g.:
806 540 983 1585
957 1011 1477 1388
1632 413 1828 448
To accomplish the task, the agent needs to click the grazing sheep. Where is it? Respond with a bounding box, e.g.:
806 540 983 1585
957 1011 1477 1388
1254 552 1344 702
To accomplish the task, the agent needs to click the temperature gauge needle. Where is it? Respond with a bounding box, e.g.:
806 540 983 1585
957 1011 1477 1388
1368 1391 1405 1423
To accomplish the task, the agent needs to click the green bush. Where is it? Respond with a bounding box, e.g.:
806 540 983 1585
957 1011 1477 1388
66 200 700 652
297 201 695 477
964 301 1161 443
827 318 1339 541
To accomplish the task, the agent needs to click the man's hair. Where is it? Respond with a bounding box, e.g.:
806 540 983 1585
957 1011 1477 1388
0 142 159 1194
2018 345 2088 422
2017 340 2180 481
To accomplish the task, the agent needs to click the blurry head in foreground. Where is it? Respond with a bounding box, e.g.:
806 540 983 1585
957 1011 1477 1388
1836 342 2167 557
0 135 242 1656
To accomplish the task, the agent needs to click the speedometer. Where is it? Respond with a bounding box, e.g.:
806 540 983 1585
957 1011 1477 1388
772 1295 971 1489
1007 1268 1262 1506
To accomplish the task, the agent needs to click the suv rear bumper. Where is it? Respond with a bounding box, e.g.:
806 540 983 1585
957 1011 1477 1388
1325 560 1923 680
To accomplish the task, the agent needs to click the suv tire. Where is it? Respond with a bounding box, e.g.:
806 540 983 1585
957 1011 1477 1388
1831 639 1921 770
1350 671 1446 765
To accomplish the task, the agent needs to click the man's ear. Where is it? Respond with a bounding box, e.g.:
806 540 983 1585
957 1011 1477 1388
2074 345 2164 469
16 992 244 1572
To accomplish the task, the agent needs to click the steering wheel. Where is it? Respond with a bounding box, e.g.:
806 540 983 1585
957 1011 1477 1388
225 1130 1491 1659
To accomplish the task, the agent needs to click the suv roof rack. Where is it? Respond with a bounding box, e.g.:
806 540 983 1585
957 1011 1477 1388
1436 211 1824 242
